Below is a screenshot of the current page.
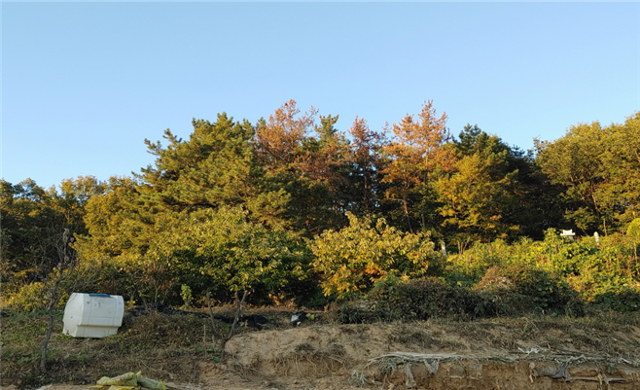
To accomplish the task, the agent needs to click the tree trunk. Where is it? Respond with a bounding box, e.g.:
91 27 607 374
220 290 248 360
40 228 77 372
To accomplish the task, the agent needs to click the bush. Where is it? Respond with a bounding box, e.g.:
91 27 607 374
591 282 640 312
366 276 504 321
336 300 376 324
475 265 584 316
360 266 585 323
1 282 48 311
311 213 437 299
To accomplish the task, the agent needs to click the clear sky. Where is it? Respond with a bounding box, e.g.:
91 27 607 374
2 2 639 190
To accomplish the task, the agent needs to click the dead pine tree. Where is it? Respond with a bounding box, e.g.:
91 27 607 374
40 228 78 372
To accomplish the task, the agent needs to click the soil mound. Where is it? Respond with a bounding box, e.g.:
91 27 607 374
223 321 640 389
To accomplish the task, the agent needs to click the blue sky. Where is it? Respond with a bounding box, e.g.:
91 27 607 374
2 2 639 190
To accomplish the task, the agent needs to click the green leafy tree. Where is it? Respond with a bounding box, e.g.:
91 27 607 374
77 176 140 259
1 179 57 287
47 176 106 229
73 176 147 296
140 206 310 303
142 113 289 228
1 178 96 289
435 125 521 248
535 122 607 233
598 113 640 225
77 113 302 303
311 213 437 298
535 113 640 234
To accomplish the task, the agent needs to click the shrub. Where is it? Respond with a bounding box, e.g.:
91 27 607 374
593 286 640 312
311 213 437 299
336 300 376 324
1 282 48 311
367 276 504 321
474 265 584 316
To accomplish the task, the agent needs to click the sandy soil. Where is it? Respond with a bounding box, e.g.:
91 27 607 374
3 321 640 390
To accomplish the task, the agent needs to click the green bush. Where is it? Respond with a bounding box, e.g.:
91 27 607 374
336 300 376 324
366 276 504 321
474 265 584 316
593 287 640 312
585 277 640 312
359 266 585 323
445 229 640 314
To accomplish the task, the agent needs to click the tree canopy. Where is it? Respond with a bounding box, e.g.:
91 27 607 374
2 102 638 309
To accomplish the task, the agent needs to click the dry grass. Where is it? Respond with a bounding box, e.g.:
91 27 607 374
1 309 224 389
0 305 332 389
2 306 638 389
273 342 349 378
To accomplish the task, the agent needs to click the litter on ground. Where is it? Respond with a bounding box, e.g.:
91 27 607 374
89 372 166 390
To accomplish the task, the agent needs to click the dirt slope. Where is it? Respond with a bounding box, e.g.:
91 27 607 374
221 321 640 389
2 313 639 390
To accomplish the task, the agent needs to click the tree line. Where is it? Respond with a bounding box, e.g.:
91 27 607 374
2 100 639 310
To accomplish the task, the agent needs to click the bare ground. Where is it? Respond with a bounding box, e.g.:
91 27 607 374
4 317 639 390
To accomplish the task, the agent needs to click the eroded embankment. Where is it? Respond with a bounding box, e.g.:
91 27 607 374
224 322 640 389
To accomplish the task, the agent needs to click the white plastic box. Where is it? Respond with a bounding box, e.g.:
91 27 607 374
63 293 125 338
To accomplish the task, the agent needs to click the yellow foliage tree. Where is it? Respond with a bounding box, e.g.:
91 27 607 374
311 213 436 298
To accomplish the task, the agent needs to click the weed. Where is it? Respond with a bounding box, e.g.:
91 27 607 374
347 370 367 387
1 310 214 388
